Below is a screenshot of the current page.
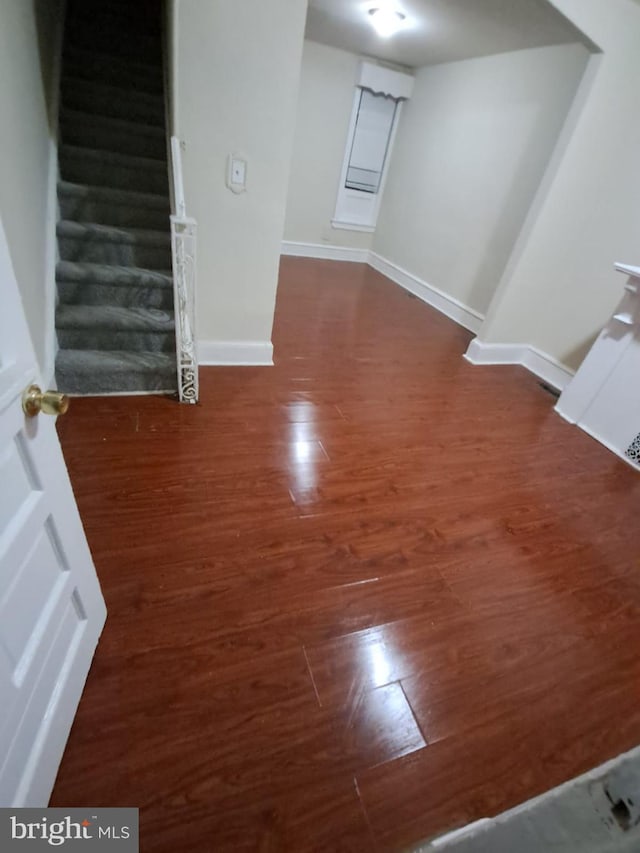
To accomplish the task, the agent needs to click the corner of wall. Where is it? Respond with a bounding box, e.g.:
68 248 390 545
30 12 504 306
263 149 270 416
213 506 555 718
476 48 602 351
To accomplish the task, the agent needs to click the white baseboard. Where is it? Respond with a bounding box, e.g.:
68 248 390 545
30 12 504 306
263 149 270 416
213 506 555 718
281 241 369 263
368 252 484 334
524 346 574 392
554 411 640 473
464 338 574 391
198 340 273 366
464 340 527 366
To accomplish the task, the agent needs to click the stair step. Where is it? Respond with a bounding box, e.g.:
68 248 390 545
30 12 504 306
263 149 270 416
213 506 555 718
57 280 173 310
61 77 165 126
56 259 172 286
60 109 167 161
56 304 174 332
56 304 175 352
56 349 176 395
67 0 163 25
57 220 171 269
56 260 173 309
64 29 161 64
58 180 169 230
60 145 169 195
87 0 162 10
62 46 163 94
65 6 162 37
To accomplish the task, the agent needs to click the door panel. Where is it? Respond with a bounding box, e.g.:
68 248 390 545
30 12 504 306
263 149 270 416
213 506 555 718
0 215 106 806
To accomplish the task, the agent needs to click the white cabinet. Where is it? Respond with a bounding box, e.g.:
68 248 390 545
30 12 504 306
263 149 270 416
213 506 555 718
555 263 640 471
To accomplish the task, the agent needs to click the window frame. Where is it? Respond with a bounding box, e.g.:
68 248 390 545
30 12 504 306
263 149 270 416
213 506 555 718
332 86 404 234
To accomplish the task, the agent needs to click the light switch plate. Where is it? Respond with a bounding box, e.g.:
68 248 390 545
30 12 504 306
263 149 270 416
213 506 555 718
227 154 247 193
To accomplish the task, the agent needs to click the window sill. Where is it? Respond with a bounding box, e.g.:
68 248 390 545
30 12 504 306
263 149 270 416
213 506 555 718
331 220 376 234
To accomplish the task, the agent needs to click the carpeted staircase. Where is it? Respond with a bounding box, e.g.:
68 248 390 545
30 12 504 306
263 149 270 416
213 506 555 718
55 0 177 395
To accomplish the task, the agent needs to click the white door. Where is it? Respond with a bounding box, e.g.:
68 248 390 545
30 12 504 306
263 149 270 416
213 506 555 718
0 217 106 806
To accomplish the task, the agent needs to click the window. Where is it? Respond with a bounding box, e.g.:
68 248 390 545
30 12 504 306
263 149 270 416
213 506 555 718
345 90 398 194
333 62 414 233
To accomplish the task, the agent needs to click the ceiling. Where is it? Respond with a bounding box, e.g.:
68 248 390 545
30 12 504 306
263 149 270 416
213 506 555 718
305 0 595 69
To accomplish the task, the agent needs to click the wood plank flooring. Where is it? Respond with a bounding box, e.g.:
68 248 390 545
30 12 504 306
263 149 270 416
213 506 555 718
52 257 640 851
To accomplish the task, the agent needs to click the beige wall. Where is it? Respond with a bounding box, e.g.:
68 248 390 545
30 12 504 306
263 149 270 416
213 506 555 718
0 0 62 380
478 0 640 370
372 43 590 317
283 40 373 252
174 0 307 353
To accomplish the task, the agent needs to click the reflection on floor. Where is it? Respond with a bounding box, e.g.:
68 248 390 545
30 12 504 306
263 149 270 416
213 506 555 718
52 257 640 852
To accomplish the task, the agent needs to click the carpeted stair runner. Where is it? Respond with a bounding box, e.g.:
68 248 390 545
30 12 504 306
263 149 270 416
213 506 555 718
55 0 176 395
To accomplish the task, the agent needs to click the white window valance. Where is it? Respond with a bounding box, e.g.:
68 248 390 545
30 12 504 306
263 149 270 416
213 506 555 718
358 61 414 101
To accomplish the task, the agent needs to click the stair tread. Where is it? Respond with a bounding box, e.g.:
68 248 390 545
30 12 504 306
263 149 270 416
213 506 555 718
67 0 162 18
65 24 161 44
60 115 167 163
65 6 162 31
60 144 168 172
55 349 177 395
63 45 162 79
61 79 164 127
57 349 175 369
60 108 166 141
57 219 171 247
71 0 162 10
64 35 161 63
56 304 175 332
58 180 169 209
56 259 172 287
62 75 164 108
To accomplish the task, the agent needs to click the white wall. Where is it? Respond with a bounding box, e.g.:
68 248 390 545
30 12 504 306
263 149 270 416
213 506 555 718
173 0 307 361
283 40 374 253
372 44 590 317
0 0 63 383
477 0 640 372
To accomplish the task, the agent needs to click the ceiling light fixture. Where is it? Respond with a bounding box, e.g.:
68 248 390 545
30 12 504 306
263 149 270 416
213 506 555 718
368 6 406 38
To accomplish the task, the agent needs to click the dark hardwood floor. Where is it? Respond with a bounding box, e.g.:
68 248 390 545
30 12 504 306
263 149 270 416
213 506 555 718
52 257 640 851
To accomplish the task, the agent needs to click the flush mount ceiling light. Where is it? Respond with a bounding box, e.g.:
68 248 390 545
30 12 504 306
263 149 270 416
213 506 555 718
368 6 406 38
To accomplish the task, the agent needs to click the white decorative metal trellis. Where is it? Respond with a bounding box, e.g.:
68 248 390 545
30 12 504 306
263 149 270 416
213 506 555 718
170 214 198 403
170 136 198 403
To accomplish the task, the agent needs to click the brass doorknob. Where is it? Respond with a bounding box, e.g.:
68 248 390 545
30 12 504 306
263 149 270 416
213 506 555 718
22 385 70 418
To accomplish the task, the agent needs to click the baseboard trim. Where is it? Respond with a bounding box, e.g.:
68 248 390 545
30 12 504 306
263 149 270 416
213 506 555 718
281 241 369 263
464 340 526 366
554 412 640 473
464 339 574 391
198 340 274 366
368 252 485 334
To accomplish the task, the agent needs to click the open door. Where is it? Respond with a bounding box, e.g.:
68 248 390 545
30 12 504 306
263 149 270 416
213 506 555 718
0 216 106 806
